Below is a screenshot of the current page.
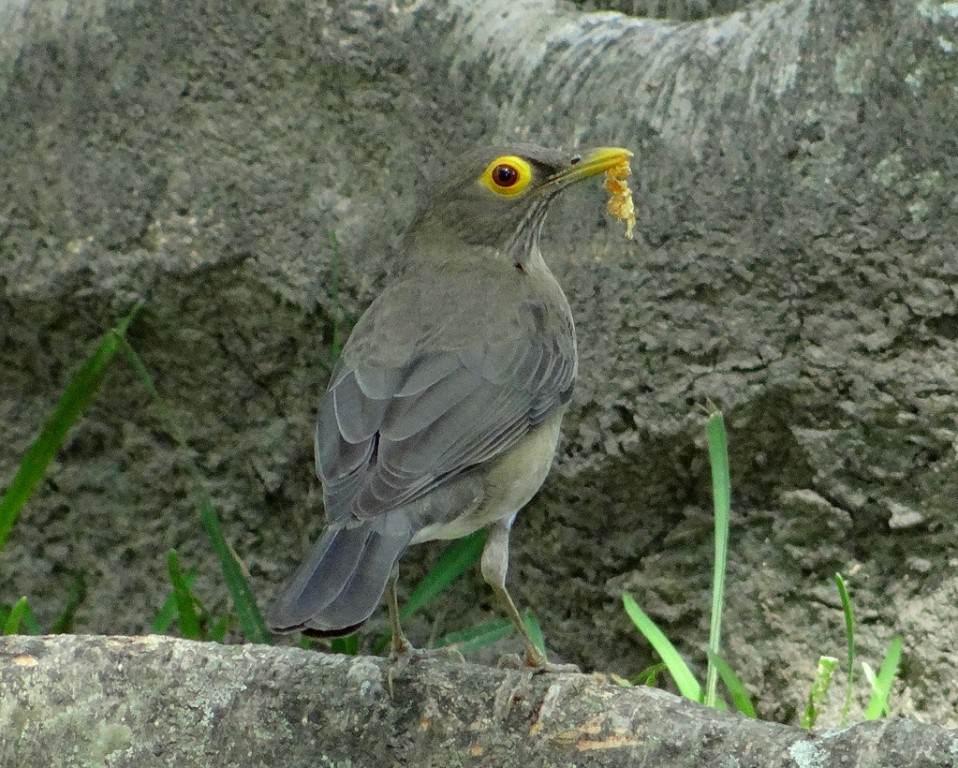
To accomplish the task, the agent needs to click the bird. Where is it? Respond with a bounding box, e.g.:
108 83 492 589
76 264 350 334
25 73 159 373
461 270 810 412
267 143 633 668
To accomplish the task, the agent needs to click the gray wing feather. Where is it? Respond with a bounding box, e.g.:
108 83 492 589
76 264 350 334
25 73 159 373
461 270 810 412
395 353 463 396
380 367 480 440
316 296 575 526
332 372 391 443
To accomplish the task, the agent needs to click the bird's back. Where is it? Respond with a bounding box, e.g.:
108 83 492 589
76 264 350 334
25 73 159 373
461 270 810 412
316 253 577 536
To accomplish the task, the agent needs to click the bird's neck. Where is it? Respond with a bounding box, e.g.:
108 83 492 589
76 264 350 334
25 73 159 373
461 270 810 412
400 216 550 276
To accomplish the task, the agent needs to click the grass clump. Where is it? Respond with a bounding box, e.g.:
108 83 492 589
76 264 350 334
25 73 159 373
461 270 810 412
0 303 269 644
623 408 755 716
623 408 904 726
0 306 140 553
800 574 903 729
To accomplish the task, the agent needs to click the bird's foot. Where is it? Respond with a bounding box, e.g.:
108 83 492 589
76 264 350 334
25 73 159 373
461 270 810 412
387 639 465 695
390 642 466 667
496 649 581 674
532 659 582 674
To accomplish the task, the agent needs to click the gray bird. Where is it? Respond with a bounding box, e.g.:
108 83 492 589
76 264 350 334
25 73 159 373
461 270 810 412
268 144 633 667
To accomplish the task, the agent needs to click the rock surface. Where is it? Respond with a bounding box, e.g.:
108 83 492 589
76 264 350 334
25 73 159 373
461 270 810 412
3 635 957 768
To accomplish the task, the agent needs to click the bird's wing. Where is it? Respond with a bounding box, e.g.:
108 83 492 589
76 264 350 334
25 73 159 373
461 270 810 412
315 291 575 525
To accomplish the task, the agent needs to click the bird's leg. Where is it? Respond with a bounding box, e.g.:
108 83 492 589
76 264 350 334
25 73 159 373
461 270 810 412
481 518 578 672
386 567 417 694
387 567 415 657
386 566 463 695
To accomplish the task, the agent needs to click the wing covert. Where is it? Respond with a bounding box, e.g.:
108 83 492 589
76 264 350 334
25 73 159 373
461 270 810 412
315 323 574 525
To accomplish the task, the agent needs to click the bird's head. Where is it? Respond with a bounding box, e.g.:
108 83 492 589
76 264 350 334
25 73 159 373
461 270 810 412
403 144 633 264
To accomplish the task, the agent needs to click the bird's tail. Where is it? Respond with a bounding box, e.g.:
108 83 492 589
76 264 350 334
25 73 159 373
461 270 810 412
267 521 412 636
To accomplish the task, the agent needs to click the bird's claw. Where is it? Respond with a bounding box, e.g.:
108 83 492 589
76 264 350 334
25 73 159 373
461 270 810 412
387 643 465 695
496 650 581 674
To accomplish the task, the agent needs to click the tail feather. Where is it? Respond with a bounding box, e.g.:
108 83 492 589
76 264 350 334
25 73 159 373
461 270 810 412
268 521 411 635
310 528 409 629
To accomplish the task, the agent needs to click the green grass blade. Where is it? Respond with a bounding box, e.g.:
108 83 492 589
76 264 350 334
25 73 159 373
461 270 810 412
801 655 838 729
402 529 486 620
3 598 27 634
623 592 702 701
707 650 756 717
167 550 203 639
50 573 87 634
1 599 42 635
834 573 856 725
523 610 546 654
374 529 487 653
436 618 513 654
207 614 231 643
704 409 731 709
865 635 903 719
22 601 42 635
631 661 668 687
3 597 34 635
121 338 271 645
330 634 360 655
0 304 140 553
198 500 271 644
153 569 198 633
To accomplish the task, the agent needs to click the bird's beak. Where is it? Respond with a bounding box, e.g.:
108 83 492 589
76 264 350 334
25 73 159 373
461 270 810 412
543 147 634 190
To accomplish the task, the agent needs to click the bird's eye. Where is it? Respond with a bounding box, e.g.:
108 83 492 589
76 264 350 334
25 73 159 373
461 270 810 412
479 155 533 197
492 164 519 187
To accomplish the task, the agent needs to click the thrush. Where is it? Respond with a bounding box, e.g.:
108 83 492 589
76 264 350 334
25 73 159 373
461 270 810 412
268 144 633 668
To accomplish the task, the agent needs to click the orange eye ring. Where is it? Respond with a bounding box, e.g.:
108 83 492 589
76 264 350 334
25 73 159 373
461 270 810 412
479 155 533 197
